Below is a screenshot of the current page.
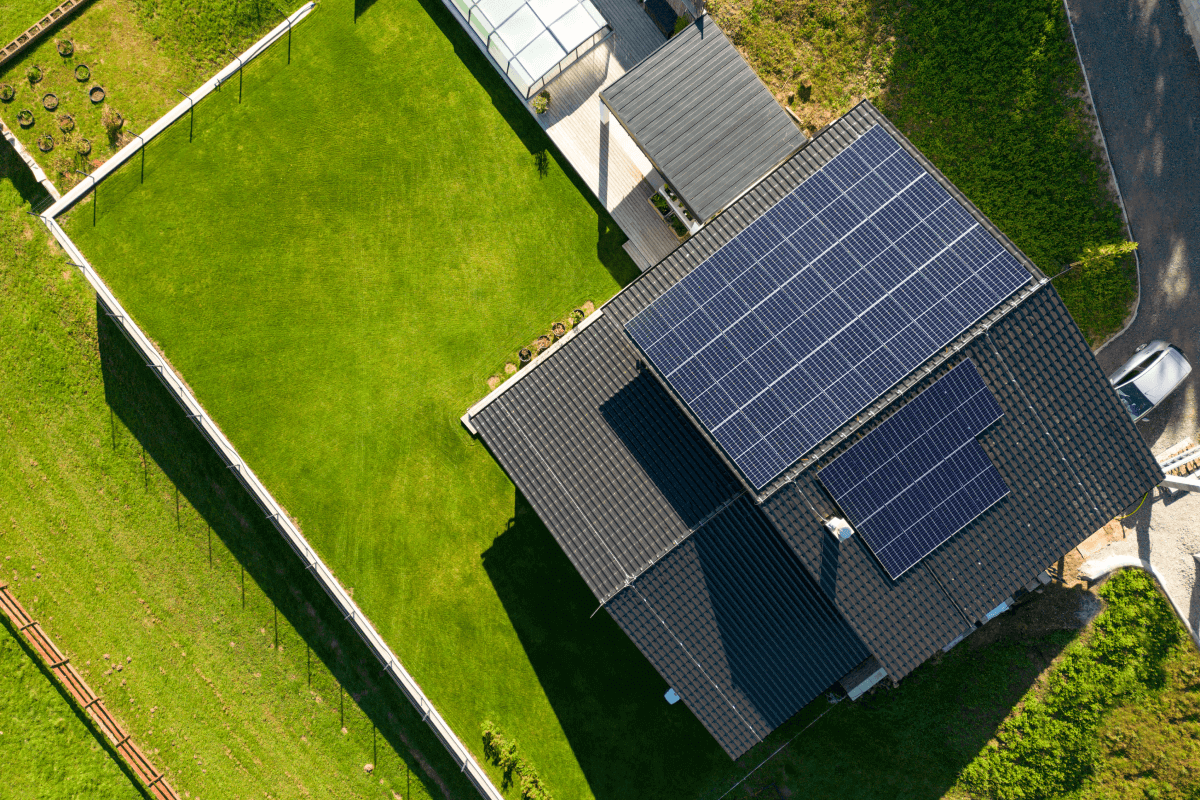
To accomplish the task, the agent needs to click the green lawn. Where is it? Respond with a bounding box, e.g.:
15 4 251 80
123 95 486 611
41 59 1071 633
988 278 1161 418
0 148 471 798
0 0 52 46
0 624 142 799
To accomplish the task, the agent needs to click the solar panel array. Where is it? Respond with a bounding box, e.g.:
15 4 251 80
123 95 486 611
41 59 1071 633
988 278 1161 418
624 124 1030 490
818 359 1009 578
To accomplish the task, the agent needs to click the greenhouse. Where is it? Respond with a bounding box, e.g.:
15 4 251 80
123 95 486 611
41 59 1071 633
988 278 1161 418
451 0 611 97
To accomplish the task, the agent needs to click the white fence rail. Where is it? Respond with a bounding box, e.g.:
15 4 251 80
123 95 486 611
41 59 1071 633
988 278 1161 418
36 7 505 799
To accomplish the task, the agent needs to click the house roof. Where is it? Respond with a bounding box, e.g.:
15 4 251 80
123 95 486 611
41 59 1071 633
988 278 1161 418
467 100 1163 759
599 15 807 222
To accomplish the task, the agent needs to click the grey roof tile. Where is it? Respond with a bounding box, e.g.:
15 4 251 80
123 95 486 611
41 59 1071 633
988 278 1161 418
606 495 869 758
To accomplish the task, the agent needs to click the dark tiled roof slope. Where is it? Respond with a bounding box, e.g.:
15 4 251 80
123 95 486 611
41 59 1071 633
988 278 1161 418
761 286 1164 678
471 314 742 602
599 15 806 222
606 495 869 758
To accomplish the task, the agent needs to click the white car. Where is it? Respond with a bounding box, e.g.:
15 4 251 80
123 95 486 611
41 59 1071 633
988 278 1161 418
1109 340 1192 422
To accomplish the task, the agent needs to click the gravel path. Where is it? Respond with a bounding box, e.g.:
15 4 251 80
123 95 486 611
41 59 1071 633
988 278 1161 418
1067 0 1200 453
1080 484 1200 647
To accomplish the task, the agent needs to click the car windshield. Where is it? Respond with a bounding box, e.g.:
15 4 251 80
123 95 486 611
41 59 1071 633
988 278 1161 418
1116 383 1154 419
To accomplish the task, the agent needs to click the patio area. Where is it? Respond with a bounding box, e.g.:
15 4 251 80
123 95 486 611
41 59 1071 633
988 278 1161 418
533 0 680 268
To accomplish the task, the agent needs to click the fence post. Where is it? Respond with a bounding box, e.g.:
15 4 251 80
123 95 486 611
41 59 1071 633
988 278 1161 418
176 90 194 142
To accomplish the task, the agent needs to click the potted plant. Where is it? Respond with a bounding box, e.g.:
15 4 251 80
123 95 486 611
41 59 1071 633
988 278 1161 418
58 113 74 132
518 348 532 366
0 84 13 102
571 308 585 326
57 39 74 57
76 138 91 155
74 64 90 82
16 109 34 127
42 92 58 111
89 85 105 103
551 322 566 339
27 65 43 84
37 133 54 152
531 90 550 114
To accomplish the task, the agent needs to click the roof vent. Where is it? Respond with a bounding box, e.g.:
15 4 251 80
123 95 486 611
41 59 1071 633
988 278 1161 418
825 517 854 542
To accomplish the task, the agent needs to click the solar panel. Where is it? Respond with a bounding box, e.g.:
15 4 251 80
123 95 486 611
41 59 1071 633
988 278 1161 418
624 124 1031 490
818 359 1010 579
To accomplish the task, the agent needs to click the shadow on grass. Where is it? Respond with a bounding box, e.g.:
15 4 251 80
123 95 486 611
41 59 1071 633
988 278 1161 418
96 307 478 800
482 485 1090 799
0 134 53 212
0 616 154 800
407 0 641 288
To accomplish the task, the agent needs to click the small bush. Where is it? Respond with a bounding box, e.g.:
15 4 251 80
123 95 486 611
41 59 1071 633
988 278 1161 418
480 721 553 800
531 91 550 114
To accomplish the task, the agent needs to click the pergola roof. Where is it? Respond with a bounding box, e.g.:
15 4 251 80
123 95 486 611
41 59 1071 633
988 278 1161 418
600 15 806 222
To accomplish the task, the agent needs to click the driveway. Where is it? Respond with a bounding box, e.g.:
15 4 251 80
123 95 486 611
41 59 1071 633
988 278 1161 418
1068 0 1200 454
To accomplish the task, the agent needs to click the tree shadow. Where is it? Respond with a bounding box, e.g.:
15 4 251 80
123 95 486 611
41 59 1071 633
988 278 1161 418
354 0 381 23
0 616 154 800
408 0 640 287
95 306 478 800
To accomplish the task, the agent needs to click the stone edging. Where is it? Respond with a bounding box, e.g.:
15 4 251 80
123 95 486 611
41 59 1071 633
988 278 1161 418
0 113 60 200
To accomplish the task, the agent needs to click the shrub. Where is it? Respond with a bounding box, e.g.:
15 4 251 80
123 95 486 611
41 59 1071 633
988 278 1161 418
480 721 553 800
531 91 550 114
959 570 1183 799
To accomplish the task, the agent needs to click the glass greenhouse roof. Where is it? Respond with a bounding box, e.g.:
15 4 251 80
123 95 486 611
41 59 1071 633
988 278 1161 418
453 0 608 95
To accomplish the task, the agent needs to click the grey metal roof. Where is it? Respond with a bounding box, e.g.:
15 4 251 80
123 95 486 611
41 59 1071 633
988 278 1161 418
599 15 807 222
606 495 869 758
760 285 1164 678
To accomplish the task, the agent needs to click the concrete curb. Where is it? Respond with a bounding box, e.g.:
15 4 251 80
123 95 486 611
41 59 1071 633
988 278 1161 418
1061 0 1142 356
0 114 59 201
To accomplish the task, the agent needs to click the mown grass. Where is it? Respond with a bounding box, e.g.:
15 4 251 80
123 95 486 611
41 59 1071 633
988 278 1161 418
0 0 281 188
708 0 1134 343
0 623 142 799
0 0 53 48
0 148 468 799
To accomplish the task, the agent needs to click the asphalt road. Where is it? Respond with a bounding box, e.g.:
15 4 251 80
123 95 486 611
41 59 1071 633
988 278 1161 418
1068 0 1200 454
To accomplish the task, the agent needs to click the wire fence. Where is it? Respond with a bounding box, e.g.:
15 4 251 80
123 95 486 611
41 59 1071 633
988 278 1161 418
35 4 506 798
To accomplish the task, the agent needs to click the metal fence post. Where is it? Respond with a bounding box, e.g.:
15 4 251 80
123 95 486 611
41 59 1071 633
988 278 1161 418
175 90 194 142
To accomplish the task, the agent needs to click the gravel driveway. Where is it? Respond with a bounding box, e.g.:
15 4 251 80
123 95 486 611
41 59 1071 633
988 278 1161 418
1068 0 1200 454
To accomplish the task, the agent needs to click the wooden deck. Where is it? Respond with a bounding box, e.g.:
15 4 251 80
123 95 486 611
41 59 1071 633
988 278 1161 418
533 0 680 270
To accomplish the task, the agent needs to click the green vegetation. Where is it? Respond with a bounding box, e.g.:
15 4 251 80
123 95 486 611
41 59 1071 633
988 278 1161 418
709 0 1135 342
0 0 280 187
0 150 464 798
0 0 52 47
0 626 141 799
961 570 1197 800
